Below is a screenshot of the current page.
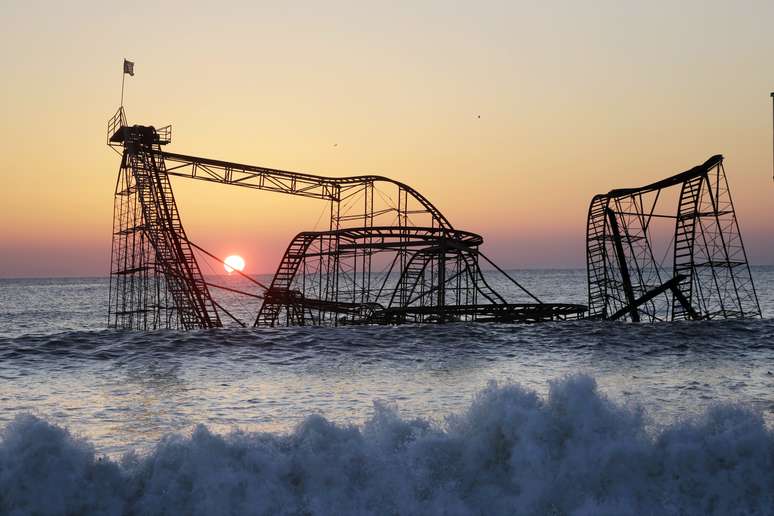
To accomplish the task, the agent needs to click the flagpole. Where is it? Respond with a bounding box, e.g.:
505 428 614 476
121 60 126 107
771 92 774 181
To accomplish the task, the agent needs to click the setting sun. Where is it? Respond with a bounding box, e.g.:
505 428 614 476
223 255 245 274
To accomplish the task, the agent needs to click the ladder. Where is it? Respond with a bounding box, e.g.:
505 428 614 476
130 145 221 329
255 233 317 326
671 175 704 320
459 251 507 306
586 196 610 318
388 251 432 320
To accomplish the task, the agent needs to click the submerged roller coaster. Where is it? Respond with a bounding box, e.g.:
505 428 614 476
586 155 761 321
106 107 760 329
107 108 585 329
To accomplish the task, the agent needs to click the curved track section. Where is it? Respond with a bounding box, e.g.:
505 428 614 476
160 151 452 229
255 226 495 326
108 109 586 329
586 155 760 321
254 227 578 326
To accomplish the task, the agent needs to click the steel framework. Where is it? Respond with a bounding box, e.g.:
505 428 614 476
586 155 761 321
107 108 585 329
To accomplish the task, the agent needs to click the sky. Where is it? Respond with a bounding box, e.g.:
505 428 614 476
1 0 774 277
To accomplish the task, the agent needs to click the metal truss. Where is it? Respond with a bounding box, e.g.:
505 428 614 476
253 226 583 326
586 155 761 321
107 108 220 329
107 108 585 329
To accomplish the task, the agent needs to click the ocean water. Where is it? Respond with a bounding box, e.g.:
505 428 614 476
1 269 773 515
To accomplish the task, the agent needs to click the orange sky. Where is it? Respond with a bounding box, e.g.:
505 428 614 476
2 1 774 276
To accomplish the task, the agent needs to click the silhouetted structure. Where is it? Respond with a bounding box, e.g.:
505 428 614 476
107 108 585 329
586 155 760 321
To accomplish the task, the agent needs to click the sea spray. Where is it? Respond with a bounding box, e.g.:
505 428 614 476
1 375 772 515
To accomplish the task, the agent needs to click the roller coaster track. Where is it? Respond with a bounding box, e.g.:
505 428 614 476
254 233 318 327
586 155 760 321
159 151 452 229
671 174 704 320
255 227 488 327
109 124 221 329
107 108 584 329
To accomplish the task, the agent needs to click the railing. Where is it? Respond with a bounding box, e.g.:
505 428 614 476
155 124 172 145
107 107 127 146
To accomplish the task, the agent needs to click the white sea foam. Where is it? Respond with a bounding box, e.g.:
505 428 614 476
1 375 772 516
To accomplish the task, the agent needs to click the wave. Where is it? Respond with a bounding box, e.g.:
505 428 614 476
1 375 772 516
3 319 773 365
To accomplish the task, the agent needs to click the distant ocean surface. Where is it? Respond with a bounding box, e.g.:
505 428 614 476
1 269 773 515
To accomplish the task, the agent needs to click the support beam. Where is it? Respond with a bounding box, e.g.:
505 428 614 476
605 207 639 322
670 283 701 320
607 275 698 321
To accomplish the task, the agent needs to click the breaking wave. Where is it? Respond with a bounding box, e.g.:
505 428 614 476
1 375 772 516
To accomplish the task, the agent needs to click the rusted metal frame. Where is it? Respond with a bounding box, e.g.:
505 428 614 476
688 175 724 317
617 195 658 320
402 252 433 309
618 197 651 303
193 163 226 182
458 253 501 305
132 152 191 327
330 235 359 307
379 302 585 318
338 185 367 202
148 260 218 327
716 163 761 317
148 151 219 327
159 151 450 226
586 196 610 318
607 275 692 321
670 282 700 320
641 188 662 232
331 196 341 318
135 146 219 327
164 160 337 201
605 207 639 322
375 251 401 303
636 189 668 309
406 261 467 308
672 176 702 319
110 164 127 326
363 182 374 306
700 170 736 318
337 187 365 223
